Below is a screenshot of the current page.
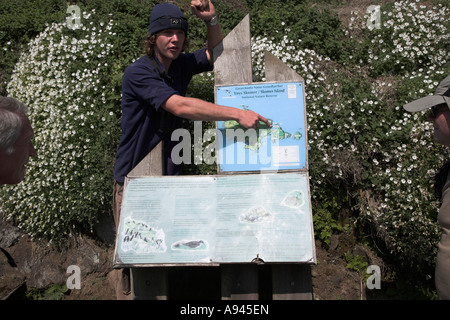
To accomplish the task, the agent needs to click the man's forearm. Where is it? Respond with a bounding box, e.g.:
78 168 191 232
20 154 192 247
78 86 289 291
164 95 237 122
206 21 223 63
163 94 271 129
190 0 223 64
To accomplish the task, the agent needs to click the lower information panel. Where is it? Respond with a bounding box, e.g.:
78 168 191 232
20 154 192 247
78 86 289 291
113 172 316 267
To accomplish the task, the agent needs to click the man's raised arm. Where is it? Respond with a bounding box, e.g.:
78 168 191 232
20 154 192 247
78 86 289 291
191 0 223 64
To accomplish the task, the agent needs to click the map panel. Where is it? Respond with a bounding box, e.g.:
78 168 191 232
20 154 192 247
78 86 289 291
113 173 315 267
216 82 307 173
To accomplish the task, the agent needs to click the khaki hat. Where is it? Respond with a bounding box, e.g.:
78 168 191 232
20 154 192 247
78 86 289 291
403 75 450 112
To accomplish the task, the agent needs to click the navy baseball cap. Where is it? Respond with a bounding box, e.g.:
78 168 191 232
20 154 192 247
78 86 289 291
148 3 188 36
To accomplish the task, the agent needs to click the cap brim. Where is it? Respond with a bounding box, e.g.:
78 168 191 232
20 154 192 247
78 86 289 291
403 95 447 112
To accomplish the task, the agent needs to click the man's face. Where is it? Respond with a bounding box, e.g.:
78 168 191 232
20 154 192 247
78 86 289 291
0 113 37 185
154 29 185 64
428 103 450 147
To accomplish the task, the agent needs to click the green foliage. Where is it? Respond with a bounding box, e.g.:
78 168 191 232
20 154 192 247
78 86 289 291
0 0 66 43
248 0 352 63
26 284 69 300
0 0 67 95
344 251 369 276
312 188 345 245
313 211 341 246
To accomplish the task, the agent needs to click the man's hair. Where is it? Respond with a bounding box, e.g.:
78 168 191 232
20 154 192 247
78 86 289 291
0 96 29 155
142 33 190 56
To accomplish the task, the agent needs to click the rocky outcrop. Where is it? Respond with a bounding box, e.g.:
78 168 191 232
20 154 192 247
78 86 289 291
0 214 115 299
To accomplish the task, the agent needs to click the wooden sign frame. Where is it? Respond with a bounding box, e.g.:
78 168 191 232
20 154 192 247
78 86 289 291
113 14 316 300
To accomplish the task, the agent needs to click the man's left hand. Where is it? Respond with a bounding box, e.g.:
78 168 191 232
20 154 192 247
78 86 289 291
191 0 216 23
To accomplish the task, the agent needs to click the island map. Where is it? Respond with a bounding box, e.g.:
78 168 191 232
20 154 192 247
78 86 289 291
216 82 307 172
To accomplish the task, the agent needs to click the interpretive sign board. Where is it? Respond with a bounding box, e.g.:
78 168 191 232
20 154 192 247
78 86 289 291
216 82 307 173
113 172 315 267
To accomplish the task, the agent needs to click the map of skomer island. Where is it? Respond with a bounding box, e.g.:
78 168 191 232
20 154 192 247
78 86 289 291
216 82 307 172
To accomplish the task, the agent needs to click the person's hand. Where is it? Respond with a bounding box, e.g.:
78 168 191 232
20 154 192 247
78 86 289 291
190 0 216 23
237 110 272 129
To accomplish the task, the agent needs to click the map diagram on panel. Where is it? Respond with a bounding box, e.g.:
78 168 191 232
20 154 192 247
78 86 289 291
121 218 166 254
113 173 316 266
216 82 307 173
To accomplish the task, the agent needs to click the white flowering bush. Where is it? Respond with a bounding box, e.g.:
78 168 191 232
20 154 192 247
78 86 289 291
250 0 449 272
0 0 242 240
352 1 449 77
1 9 121 240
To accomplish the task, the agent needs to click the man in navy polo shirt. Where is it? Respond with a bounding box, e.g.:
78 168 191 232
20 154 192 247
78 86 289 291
111 1 270 299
